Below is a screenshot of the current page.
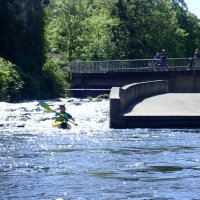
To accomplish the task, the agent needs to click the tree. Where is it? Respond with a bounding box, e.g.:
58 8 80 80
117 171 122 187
46 0 200 60
46 0 118 61
113 0 190 58
171 0 200 56
0 0 69 100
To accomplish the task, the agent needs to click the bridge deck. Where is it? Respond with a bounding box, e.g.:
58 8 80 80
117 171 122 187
123 93 200 128
125 93 200 116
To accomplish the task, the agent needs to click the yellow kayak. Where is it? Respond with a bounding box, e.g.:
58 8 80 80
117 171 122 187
52 121 71 129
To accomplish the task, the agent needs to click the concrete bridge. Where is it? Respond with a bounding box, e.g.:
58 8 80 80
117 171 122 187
66 60 200 128
70 70 200 98
68 58 199 97
110 80 200 128
70 70 200 91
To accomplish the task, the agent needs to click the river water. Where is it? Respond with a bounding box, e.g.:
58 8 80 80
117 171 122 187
1 98 200 200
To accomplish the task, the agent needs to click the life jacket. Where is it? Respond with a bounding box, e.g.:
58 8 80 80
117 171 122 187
55 112 68 122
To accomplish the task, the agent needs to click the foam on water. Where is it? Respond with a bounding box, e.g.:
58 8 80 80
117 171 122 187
0 98 109 135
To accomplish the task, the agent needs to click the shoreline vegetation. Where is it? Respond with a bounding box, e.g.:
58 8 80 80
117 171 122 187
0 0 200 102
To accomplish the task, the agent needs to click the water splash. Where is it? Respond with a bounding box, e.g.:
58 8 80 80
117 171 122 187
0 98 110 135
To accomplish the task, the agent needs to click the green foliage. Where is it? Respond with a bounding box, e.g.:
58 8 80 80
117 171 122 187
173 2 200 56
0 0 70 101
115 0 200 58
45 0 118 61
43 57 70 98
0 0 200 102
0 57 24 102
87 96 93 101
0 0 46 69
113 0 186 58
0 0 46 100
80 0 119 60
45 0 200 60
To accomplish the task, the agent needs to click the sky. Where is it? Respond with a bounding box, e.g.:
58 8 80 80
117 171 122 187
184 0 200 19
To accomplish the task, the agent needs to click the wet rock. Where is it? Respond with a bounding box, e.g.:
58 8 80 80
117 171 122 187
87 96 93 102
6 116 16 121
80 99 91 103
35 107 42 112
95 97 102 102
51 98 62 102
74 102 82 106
20 117 31 121
39 118 51 121
96 94 109 100
19 107 29 112
6 108 17 112
97 119 106 123
16 124 25 128
67 99 74 103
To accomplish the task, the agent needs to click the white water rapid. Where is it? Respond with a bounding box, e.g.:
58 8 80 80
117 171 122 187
0 98 109 134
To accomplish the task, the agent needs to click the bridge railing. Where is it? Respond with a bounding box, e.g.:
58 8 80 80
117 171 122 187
62 58 196 73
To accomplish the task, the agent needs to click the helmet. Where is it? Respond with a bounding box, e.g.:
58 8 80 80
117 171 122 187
59 104 65 108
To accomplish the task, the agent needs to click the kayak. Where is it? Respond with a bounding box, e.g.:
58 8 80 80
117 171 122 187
52 121 71 129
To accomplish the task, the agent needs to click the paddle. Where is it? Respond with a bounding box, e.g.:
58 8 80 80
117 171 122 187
39 101 78 126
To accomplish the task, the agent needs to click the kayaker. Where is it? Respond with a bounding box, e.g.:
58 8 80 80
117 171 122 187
52 104 76 129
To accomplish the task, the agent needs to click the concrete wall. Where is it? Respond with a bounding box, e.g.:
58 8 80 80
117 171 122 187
109 80 168 128
120 80 168 113
71 71 200 93
109 87 122 128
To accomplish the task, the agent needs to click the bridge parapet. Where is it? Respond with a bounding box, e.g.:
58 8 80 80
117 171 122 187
64 58 192 73
110 80 168 128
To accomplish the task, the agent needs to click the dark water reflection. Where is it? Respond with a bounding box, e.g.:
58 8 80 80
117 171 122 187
1 100 200 199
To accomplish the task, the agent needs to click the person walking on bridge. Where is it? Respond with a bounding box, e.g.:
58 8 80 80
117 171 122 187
152 52 161 71
160 49 168 71
188 57 195 70
194 48 200 68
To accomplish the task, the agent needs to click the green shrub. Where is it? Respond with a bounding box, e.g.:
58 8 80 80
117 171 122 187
0 57 24 102
87 96 93 101
43 57 70 98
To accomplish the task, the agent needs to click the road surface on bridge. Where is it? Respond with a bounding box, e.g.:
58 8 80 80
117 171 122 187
124 93 200 116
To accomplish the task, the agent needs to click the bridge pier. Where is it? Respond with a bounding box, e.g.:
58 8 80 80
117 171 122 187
110 81 200 128
109 80 168 128
109 87 125 128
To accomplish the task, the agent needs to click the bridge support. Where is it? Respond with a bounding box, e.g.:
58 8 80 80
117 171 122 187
109 80 168 128
110 87 125 128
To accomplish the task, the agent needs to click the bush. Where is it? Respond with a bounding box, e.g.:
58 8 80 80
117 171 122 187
0 57 24 102
43 57 70 98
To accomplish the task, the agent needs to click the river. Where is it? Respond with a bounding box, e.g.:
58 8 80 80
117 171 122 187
1 98 200 200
